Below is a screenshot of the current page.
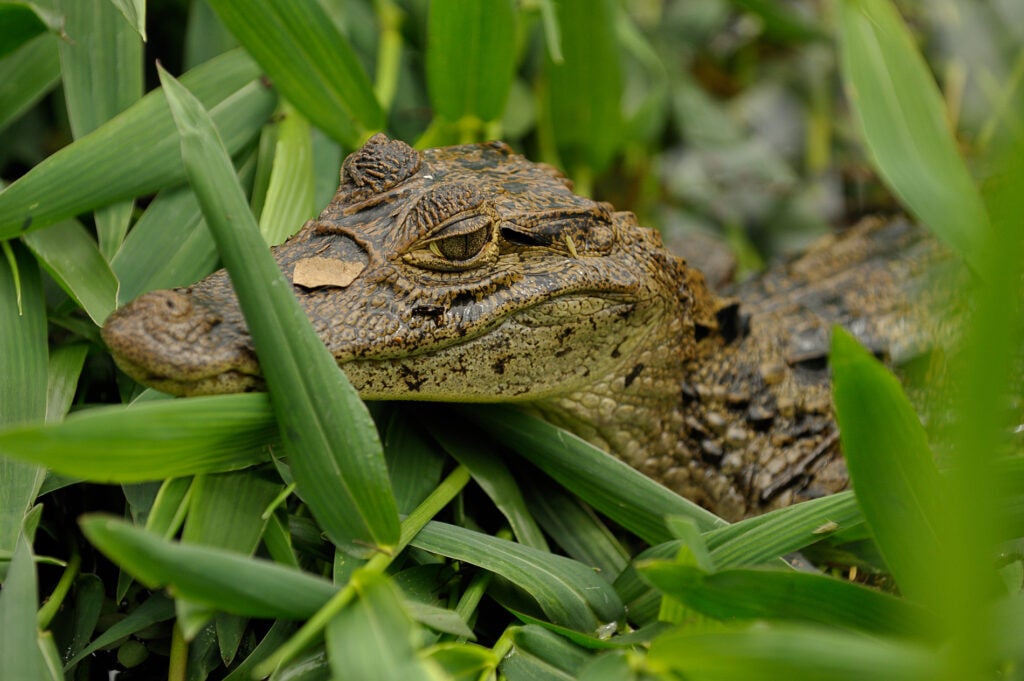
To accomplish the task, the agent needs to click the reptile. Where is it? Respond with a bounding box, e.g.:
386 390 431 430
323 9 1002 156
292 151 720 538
101 134 948 521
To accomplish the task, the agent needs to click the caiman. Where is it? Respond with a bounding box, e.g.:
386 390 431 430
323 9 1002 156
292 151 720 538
101 134 946 521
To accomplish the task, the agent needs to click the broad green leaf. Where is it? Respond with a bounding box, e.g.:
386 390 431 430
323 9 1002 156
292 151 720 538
206 0 384 146
0 533 46 679
110 184 218 302
504 625 590 679
144 477 193 539
0 243 46 571
45 343 89 422
640 562 936 639
424 643 498 681
704 491 864 568
411 521 624 632
425 419 549 551
106 0 145 40
258 103 315 246
648 624 939 680
183 469 282 554
159 66 399 555
22 220 119 324
464 405 724 543
382 408 446 514
523 477 630 580
183 0 237 70
837 0 989 268
111 150 257 303
544 0 622 177
326 572 438 681
404 601 475 639
427 0 517 124
0 31 59 134
0 48 274 237
831 327 944 605
56 0 143 258
80 515 338 619
0 394 276 482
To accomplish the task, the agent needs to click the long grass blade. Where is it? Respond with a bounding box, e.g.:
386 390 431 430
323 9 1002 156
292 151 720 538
0 533 46 678
411 521 624 632
427 0 517 124
0 32 60 134
464 405 724 542
205 0 383 146
159 66 399 555
831 327 944 605
0 394 276 482
640 562 936 638
80 515 338 619
0 49 274 237
837 0 989 268
0 243 47 569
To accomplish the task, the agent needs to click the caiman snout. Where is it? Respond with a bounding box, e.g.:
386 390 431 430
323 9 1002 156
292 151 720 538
102 288 262 395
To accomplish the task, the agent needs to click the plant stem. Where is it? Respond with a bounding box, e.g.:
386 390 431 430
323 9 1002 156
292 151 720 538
254 465 472 677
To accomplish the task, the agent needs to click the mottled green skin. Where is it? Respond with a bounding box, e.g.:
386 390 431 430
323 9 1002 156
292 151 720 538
103 135 942 519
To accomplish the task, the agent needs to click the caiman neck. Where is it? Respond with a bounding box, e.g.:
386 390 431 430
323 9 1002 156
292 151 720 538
531 311 691 465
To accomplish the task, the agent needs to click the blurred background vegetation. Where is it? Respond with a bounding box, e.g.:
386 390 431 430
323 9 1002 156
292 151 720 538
3 0 1020 264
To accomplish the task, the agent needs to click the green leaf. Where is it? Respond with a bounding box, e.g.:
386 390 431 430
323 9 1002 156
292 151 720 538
544 0 622 176
111 149 257 302
729 0 826 43
648 624 940 681
704 491 864 568
0 48 274 237
63 592 175 668
158 65 399 555
258 103 315 246
640 562 936 639
56 0 143 258
0 243 46 570
831 327 944 605
837 0 989 268
182 469 282 554
411 521 624 633
22 220 119 324
205 0 383 146
0 31 60 134
0 1 60 59
0 394 276 482
326 572 438 681
427 0 517 123
80 515 338 619
45 343 89 422
425 419 549 551
522 477 630 580
105 0 146 40
0 532 46 679
464 405 724 543
424 643 498 681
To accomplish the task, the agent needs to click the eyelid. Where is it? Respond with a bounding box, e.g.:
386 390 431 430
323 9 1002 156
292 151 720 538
421 212 493 244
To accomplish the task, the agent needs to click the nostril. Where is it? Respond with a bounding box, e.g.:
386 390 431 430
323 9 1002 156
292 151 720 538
142 290 193 320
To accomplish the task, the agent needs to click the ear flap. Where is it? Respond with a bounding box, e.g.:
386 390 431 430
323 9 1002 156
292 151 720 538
338 133 422 205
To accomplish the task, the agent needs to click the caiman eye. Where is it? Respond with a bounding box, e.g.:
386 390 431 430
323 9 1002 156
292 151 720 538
404 214 496 271
430 223 490 261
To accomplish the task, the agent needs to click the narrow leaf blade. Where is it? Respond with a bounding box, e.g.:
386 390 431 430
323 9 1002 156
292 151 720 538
831 326 944 604
158 66 399 554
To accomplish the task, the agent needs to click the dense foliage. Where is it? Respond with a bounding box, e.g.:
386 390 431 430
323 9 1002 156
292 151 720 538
0 1 1021 679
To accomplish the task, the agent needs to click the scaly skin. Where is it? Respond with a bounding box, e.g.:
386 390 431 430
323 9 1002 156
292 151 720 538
102 135 944 520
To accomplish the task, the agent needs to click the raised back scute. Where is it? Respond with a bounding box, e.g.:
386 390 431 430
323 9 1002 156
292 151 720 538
337 133 422 205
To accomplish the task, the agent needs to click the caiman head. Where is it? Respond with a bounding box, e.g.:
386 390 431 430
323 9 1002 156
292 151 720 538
103 134 717 417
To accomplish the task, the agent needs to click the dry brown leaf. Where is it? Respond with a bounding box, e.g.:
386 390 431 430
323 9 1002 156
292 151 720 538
292 257 365 289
